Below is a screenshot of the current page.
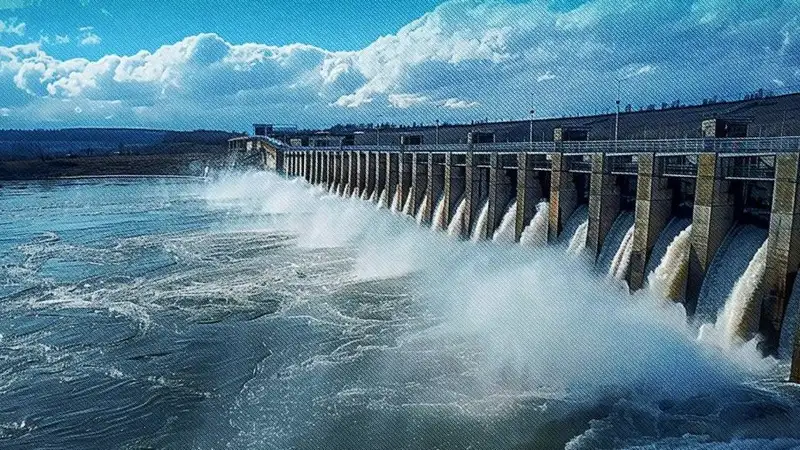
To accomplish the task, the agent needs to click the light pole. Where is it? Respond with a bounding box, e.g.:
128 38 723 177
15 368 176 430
435 119 440 146
614 79 622 142
529 108 535 149
376 114 383 146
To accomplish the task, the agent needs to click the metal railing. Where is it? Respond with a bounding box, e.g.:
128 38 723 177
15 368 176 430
274 136 800 155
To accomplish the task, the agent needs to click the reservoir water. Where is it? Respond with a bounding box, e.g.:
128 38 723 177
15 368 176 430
1 173 800 449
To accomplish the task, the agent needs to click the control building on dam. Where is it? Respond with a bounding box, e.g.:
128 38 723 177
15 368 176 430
229 92 800 381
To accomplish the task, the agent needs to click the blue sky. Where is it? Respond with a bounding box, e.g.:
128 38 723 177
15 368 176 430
0 0 798 131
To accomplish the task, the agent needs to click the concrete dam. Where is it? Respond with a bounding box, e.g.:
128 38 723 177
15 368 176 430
230 102 800 383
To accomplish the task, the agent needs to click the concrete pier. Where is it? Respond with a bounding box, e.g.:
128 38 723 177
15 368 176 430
463 152 481 239
487 153 516 239
376 153 387 204
424 153 445 225
516 153 545 242
340 152 350 195
548 153 579 243
385 153 399 208
365 152 376 199
356 152 367 197
686 153 735 315
410 153 429 217
443 154 466 233
760 154 800 371
347 151 358 196
629 153 673 291
586 153 621 260
398 153 413 212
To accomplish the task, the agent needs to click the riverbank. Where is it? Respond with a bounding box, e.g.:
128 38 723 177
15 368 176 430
0 152 227 180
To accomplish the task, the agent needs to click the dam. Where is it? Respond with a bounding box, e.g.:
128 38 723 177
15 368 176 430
230 95 800 383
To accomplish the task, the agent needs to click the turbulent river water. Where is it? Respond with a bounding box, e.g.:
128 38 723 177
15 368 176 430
1 173 800 449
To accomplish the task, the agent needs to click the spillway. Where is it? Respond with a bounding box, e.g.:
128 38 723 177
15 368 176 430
596 212 635 273
646 218 692 278
471 200 490 242
431 196 447 231
608 225 635 281
648 224 693 301
695 225 768 325
491 201 517 243
415 191 430 225
567 220 589 256
519 202 549 247
447 197 467 238
377 189 389 209
559 205 588 247
390 188 401 213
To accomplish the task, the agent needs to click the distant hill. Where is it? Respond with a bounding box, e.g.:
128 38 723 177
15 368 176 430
0 128 245 160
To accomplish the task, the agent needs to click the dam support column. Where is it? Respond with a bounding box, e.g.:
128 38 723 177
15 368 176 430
629 153 673 291
305 151 313 183
356 152 367 197
365 152 376 200
686 153 734 315
322 152 330 188
340 152 350 196
410 153 429 217
398 152 413 213
463 149 480 239
384 153 399 208
487 153 514 239
587 153 620 261
443 154 466 233
516 152 543 242
376 153 387 204
548 152 578 243
332 152 341 191
759 154 800 378
424 153 445 225
347 151 358 197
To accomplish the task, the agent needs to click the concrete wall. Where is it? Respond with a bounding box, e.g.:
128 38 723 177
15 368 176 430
424 154 446 224
444 154 466 232
516 153 544 241
629 153 673 291
686 153 735 315
548 153 579 243
410 153 429 217
586 153 621 260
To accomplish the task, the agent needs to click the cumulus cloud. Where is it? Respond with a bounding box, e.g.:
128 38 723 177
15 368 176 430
0 0 799 129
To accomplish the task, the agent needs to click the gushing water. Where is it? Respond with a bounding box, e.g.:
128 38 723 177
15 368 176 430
431 196 448 231
390 187 401 213
470 199 490 242
447 197 467 238
491 201 517 243
519 202 549 247
339 183 348 197
377 188 389 209
351 187 360 199
567 220 588 255
402 189 414 216
369 189 378 203
699 238 770 348
361 187 370 201
415 191 430 225
608 225 635 281
648 224 692 301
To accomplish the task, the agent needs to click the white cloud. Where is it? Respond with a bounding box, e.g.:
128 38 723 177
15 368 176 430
388 93 428 108
55 35 70 44
80 32 101 46
0 18 25 36
537 71 557 82
441 97 479 109
0 0 799 129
